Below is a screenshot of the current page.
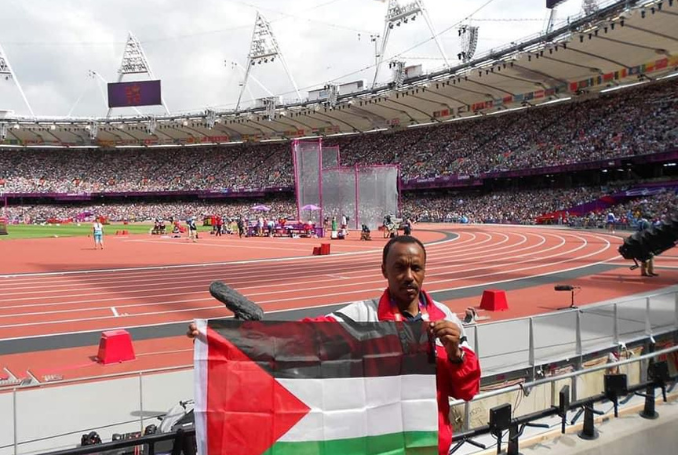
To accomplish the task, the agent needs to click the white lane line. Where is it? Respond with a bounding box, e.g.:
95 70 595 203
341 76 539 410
0 234 458 280
0 229 621 339
0 233 480 297
0 232 504 297
0 233 552 307
0 231 587 316
0 233 614 322
0 240 616 332
0 233 470 289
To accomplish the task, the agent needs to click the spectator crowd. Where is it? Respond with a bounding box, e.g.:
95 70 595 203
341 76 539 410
6 182 677 232
400 183 678 229
3 198 296 225
400 186 610 224
0 79 676 194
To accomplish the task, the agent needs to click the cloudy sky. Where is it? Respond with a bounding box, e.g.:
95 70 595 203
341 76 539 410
0 0 586 118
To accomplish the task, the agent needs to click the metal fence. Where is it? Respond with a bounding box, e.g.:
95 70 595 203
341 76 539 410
0 366 194 455
27 344 678 455
464 287 678 379
449 342 678 454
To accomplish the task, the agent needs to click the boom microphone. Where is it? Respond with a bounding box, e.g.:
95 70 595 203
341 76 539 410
554 285 575 291
209 281 264 321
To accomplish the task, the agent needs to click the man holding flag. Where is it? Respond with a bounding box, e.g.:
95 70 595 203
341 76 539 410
188 235 481 455
300 235 481 454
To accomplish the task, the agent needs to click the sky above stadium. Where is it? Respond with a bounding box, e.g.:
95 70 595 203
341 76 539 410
0 0 586 118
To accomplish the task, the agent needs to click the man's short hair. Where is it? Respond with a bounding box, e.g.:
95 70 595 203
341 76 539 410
382 235 427 264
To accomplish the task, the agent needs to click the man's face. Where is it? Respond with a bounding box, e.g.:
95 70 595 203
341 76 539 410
381 242 426 308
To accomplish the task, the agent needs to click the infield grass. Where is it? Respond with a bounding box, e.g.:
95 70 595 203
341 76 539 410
0 223 211 240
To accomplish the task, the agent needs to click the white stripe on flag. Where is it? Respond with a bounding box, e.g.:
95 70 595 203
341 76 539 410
194 319 208 455
278 374 437 442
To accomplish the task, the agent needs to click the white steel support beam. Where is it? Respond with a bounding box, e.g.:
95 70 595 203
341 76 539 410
235 13 300 113
0 43 35 117
372 0 449 89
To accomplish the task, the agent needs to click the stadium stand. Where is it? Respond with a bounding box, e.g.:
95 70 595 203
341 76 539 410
5 182 678 231
0 78 676 195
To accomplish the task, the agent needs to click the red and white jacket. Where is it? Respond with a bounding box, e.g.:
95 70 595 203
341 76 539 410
304 289 481 455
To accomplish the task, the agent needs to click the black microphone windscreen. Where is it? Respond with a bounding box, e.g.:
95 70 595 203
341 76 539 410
209 281 264 321
554 285 574 291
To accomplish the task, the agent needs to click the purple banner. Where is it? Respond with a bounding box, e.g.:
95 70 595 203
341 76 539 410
54 195 92 201
107 80 162 108
3 187 294 201
401 175 483 190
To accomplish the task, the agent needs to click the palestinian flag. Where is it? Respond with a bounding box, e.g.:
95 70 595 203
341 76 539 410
194 319 438 455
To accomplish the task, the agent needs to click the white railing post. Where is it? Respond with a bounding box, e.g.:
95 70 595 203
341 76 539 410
574 311 582 400
645 297 652 337
463 401 471 432
613 303 619 346
529 317 535 380
576 310 582 361
474 326 480 360
13 388 18 455
139 372 144 433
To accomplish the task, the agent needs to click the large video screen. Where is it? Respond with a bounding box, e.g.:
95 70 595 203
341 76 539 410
107 80 162 108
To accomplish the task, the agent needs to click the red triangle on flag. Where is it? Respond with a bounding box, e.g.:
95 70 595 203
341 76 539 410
205 327 311 455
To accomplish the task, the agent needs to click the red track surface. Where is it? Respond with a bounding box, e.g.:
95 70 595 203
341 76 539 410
1 224 676 382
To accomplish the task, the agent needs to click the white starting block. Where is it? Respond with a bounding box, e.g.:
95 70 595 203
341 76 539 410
462 307 491 325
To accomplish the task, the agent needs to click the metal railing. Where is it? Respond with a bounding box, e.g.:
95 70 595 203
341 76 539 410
0 366 193 455
464 287 678 379
37 429 196 455
450 342 678 454
28 343 678 455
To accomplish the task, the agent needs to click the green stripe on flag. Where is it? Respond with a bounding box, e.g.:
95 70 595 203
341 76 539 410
263 431 438 455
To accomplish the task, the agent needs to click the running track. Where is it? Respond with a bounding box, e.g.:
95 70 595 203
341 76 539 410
1 224 677 381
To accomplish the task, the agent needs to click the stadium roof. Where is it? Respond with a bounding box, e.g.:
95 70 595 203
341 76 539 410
0 0 677 149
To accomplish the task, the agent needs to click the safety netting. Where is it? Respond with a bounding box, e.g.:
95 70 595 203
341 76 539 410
321 146 340 169
292 139 322 220
321 167 357 228
356 166 399 230
292 140 399 230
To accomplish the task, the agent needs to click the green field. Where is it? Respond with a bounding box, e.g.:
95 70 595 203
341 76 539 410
0 223 211 240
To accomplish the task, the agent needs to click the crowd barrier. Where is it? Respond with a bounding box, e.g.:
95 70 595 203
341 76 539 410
19 344 678 455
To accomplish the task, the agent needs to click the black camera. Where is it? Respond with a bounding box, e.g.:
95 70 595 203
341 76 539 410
80 431 102 446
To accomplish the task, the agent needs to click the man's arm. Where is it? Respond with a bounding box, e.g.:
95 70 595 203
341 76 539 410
430 315 481 401
437 343 481 401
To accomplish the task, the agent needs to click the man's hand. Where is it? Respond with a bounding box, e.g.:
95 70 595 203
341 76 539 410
429 320 463 361
187 322 199 339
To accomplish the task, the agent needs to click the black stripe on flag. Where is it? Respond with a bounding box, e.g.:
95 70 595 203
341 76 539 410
207 319 436 379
